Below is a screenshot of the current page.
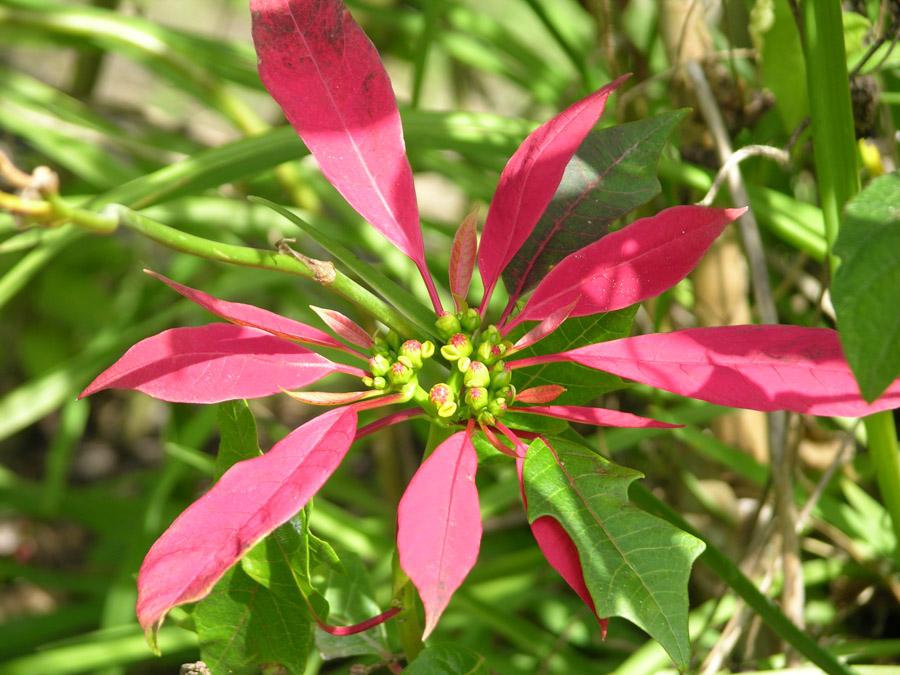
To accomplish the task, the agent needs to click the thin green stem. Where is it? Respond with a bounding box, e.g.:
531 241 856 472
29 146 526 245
802 0 900 556
250 197 438 338
11 192 417 335
111 206 417 336
865 413 900 553
398 578 424 663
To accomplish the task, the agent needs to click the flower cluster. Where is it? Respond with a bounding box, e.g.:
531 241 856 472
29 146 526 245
80 0 900 657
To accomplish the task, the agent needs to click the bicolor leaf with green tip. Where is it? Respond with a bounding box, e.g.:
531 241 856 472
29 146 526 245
523 437 704 668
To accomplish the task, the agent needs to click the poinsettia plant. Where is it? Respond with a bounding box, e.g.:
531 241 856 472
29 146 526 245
74 0 900 670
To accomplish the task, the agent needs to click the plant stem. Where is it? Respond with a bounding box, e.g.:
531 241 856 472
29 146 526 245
802 0 900 555
113 206 418 336
7 191 417 335
865 411 900 551
397 578 424 663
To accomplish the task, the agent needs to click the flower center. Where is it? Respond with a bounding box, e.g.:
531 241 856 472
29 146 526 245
361 310 515 425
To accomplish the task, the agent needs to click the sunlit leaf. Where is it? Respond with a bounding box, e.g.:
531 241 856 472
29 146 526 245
501 110 686 299
833 172 900 401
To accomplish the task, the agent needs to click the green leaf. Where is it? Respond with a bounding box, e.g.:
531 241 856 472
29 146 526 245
753 0 808 130
501 410 568 435
214 401 326 672
405 643 488 674
523 437 704 668
215 400 261 478
832 172 900 401
513 306 636 405
193 563 313 675
315 552 391 660
502 111 685 296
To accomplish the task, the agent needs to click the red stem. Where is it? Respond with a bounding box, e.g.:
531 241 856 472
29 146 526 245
507 352 568 370
417 259 445 316
355 408 422 439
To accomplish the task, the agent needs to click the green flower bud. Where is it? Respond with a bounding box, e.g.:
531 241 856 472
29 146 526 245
372 335 391 356
399 340 424 368
465 386 489 411
369 354 391 376
440 333 473 361
476 340 494 363
491 361 512 388
464 360 491 388
362 376 374 388
429 383 458 418
387 360 413 386
460 308 480 332
435 313 462 340
457 356 471 373
477 411 496 426
372 376 387 390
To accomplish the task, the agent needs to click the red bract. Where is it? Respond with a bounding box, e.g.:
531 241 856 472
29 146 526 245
79 0 900 654
137 407 357 637
397 426 481 639
250 0 442 313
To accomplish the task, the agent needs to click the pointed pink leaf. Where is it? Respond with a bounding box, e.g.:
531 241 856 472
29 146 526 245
80 324 363 403
515 385 567 404
144 270 361 357
515 455 606 635
310 305 373 350
137 407 357 635
449 209 478 311
529 325 900 416
511 405 681 429
282 389 380 406
508 299 578 350
251 0 443 312
512 206 743 326
397 430 481 639
477 76 629 310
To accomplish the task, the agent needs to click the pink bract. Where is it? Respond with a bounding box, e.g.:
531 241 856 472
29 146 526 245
397 428 482 638
136 407 357 638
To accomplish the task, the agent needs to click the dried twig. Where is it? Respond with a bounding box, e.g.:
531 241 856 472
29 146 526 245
699 145 790 207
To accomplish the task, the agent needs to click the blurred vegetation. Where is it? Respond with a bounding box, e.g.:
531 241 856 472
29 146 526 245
0 0 899 673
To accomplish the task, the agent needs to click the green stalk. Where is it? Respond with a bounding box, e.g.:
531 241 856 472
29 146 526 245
114 206 418 337
802 0 900 551
19 194 417 336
